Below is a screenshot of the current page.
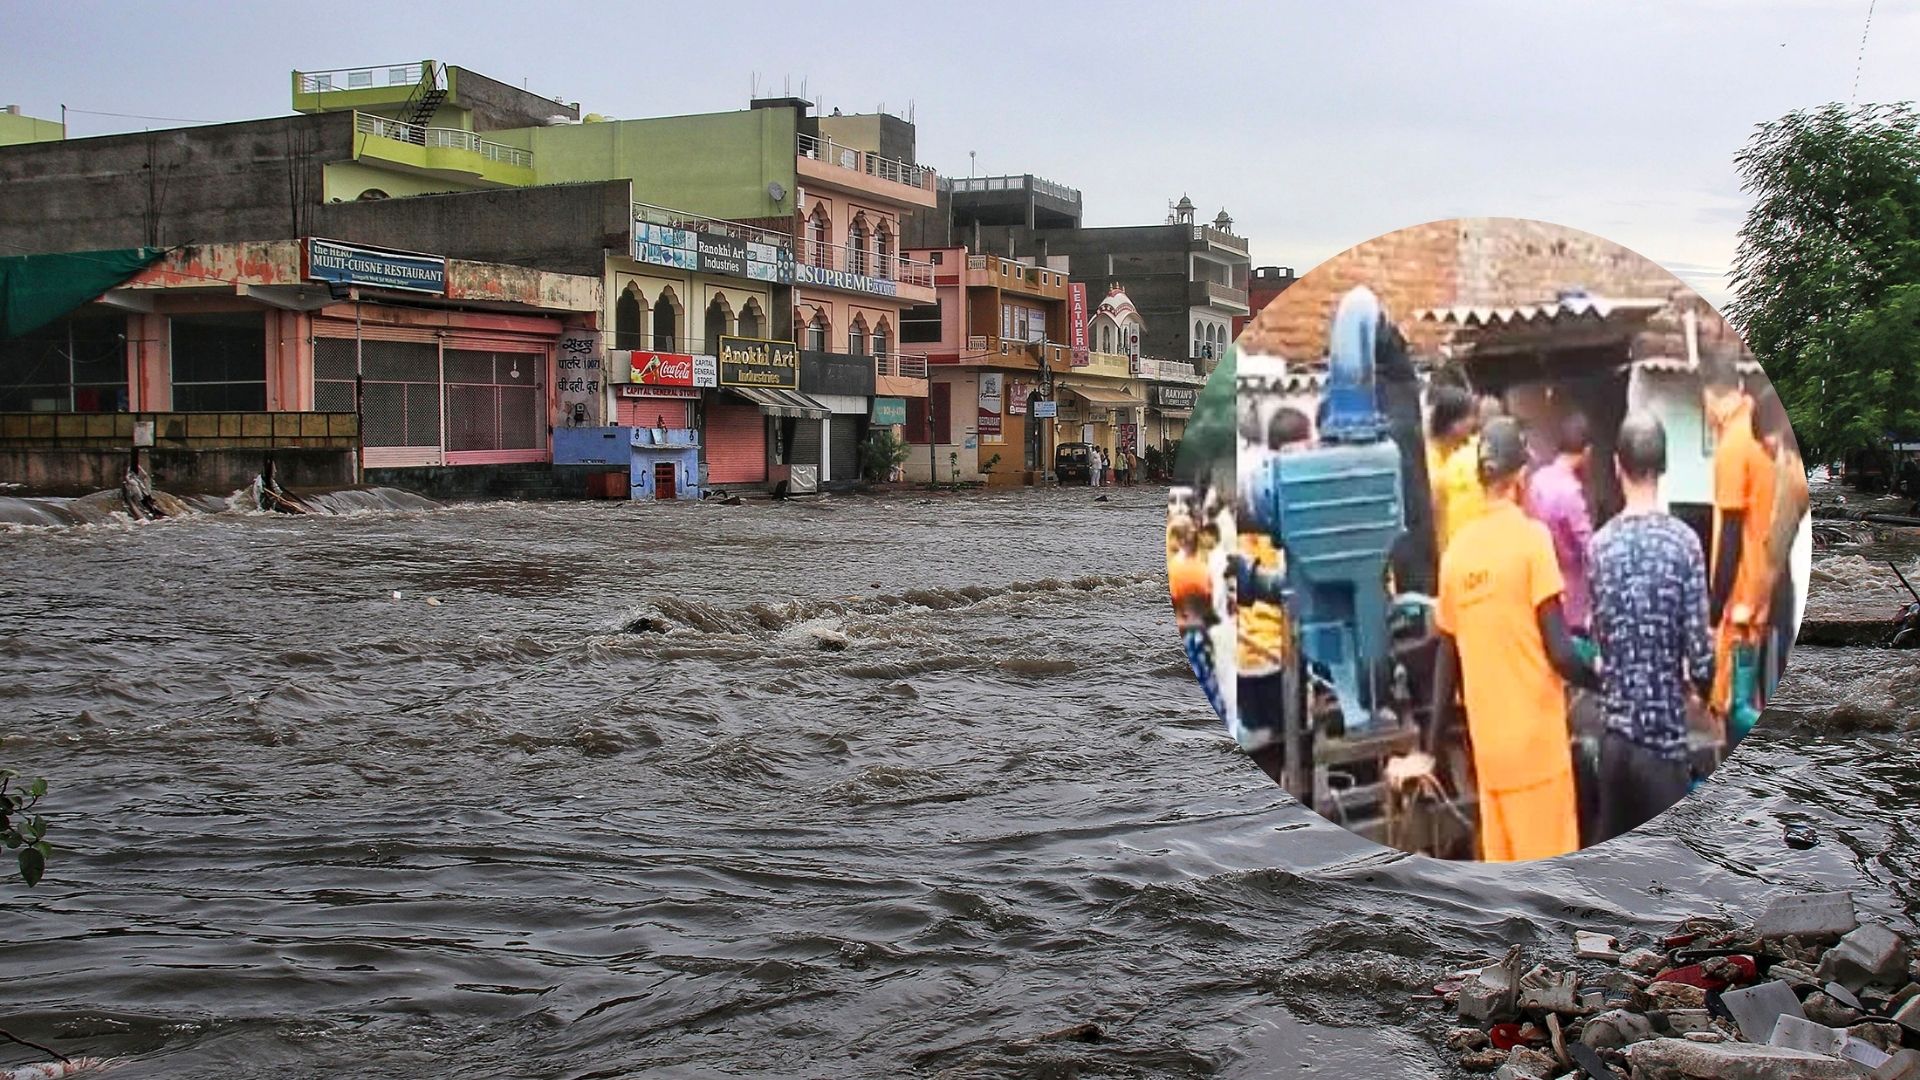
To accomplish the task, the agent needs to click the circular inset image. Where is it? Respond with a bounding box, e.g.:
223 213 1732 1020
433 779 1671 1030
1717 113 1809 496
1169 218 1810 863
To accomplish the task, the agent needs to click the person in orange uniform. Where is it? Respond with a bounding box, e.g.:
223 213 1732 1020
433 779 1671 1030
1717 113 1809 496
1430 418 1601 862
1703 366 1777 717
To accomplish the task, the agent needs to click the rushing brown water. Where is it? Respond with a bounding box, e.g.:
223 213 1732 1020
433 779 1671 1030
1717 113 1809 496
0 486 1914 1079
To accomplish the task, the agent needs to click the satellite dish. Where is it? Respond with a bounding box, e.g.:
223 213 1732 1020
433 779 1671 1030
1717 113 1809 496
767 181 787 202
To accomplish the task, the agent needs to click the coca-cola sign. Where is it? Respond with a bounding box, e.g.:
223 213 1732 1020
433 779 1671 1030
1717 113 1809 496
623 351 716 388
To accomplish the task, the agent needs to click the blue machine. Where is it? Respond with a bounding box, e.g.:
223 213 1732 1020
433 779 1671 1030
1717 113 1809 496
1242 287 1407 735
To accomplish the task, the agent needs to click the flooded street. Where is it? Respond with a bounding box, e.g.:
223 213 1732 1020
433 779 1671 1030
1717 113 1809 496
1 487 1916 1079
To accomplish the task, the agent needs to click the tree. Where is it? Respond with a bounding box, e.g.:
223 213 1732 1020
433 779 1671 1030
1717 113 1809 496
860 429 912 485
1729 103 1920 466
2 769 52 886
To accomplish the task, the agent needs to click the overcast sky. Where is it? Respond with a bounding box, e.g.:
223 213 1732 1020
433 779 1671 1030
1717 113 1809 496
7 1 1916 308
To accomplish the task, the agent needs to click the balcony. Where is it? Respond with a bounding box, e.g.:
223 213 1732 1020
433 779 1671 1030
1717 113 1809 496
794 240 936 302
1136 357 1206 384
1189 279 1250 311
962 254 1070 298
351 112 533 186
874 352 929 379
1078 351 1135 379
960 336 1068 371
632 201 794 284
633 202 791 249
795 133 938 207
1191 224 1249 254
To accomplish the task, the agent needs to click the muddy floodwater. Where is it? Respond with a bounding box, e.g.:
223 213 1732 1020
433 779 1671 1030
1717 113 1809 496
1 486 1915 1079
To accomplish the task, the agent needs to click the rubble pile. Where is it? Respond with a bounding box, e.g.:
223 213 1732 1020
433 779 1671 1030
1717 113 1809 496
1432 893 1920 1079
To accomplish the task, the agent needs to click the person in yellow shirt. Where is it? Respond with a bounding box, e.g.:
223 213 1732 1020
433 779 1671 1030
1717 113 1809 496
1431 417 1601 862
1425 385 1486 560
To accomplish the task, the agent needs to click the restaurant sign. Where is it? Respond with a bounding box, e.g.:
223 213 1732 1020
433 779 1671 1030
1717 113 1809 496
717 336 800 389
634 222 793 283
977 372 1003 437
792 262 900 298
624 350 717 388
304 237 446 294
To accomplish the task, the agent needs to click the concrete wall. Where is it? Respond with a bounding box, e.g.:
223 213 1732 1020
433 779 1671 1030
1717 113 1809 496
316 181 633 277
0 446 354 496
323 160 483 202
0 113 350 254
816 113 917 165
529 110 799 223
449 66 579 132
0 111 64 146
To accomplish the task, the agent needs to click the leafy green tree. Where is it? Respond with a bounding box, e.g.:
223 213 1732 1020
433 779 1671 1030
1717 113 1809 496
2 769 52 886
1730 102 1920 466
860 429 912 485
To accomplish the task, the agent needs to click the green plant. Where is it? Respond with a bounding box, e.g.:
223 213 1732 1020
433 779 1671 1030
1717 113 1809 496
980 453 1002 474
1143 444 1166 479
949 451 960 484
860 429 912 485
2 769 52 886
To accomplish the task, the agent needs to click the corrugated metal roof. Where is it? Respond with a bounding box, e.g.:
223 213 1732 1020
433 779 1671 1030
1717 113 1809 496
1633 355 1766 375
1413 296 1669 327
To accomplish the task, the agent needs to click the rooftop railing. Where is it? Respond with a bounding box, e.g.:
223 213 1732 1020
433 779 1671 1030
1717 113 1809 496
1192 223 1249 251
355 113 532 167
875 352 929 379
632 202 792 249
948 174 1081 203
299 62 443 95
800 240 935 289
796 133 936 192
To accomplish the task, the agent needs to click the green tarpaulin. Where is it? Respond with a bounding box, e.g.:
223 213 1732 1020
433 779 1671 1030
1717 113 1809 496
0 247 165 340
1174 342 1238 485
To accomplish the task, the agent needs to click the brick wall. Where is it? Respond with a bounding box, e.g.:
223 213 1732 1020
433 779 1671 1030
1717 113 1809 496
1239 219 1458 361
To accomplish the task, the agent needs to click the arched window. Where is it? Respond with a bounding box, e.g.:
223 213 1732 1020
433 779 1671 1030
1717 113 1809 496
615 284 644 351
874 223 893 281
704 294 731 348
652 288 680 351
848 214 869 275
805 312 828 352
737 298 764 339
848 315 868 356
873 319 891 358
806 206 831 268
1100 323 1114 354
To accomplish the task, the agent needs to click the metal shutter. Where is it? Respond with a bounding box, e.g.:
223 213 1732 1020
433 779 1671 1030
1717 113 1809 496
616 398 690 428
830 415 862 481
704 401 766 484
790 417 823 467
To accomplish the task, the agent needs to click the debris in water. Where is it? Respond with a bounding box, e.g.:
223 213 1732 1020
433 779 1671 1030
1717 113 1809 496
1574 931 1621 960
424 597 442 607
622 616 666 634
808 627 851 651
391 590 404 601
1784 823 1819 849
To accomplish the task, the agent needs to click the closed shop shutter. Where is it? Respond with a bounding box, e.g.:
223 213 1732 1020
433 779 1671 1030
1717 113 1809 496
616 397 691 428
705 401 766 484
444 349 543 453
358 339 444 467
830 415 862 481
790 417 823 466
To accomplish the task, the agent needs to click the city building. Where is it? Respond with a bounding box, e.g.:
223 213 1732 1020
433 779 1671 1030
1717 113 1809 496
1233 265 1299 341
0 105 63 147
899 246 1071 484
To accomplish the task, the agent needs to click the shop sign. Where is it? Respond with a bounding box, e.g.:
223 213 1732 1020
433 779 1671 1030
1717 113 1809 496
634 221 794 283
871 396 907 425
977 373 1003 437
1156 386 1197 408
304 237 446 294
717 336 799 389
793 262 900 297
1068 282 1089 368
626 350 716 388
1007 380 1036 415
617 383 700 399
558 329 605 426
1032 400 1058 419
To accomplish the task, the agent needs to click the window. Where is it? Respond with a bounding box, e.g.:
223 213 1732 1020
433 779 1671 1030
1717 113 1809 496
737 299 764 339
874 223 893 280
1100 323 1114 353
169 312 267 411
806 206 831 268
849 215 869 275
615 285 644 351
873 320 891 358
805 313 828 352
704 295 731 348
652 289 680 352
0 313 127 413
848 316 868 356
900 303 941 344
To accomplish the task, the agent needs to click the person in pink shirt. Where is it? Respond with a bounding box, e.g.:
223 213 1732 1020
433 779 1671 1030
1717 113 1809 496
1525 411 1595 634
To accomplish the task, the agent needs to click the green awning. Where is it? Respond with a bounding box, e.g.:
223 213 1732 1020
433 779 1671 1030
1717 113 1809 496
0 247 165 340
1173 342 1237 485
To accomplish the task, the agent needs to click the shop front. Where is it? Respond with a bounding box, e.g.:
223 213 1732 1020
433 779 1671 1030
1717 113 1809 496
1055 379 1144 469
1147 384 1196 456
799 349 877 490
706 335 832 493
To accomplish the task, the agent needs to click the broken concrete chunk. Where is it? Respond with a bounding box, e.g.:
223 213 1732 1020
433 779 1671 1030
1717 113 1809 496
1446 1027 1490 1051
1753 892 1857 942
1644 980 1709 1011
1768 1014 1847 1057
1619 947 1666 974
1767 961 1820 990
1496 1046 1556 1079
1720 980 1807 1043
1823 981 1863 1009
1894 994 1920 1036
1682 1030 1727 1042
1659 1009 1716 1036
1624 1036 1862 1079
1850 1021 1904 1053
1580 1008 1654 1049
1817 923 1908 989
1460 965 1519 1024
1576 930 1621 960
1873 1048 1920 1080
1802 990 1863 1027
1459 1047 1507 1071
1517 963 1578 1014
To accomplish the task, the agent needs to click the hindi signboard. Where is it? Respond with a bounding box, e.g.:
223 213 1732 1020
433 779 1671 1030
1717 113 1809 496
556 329 604 426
